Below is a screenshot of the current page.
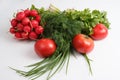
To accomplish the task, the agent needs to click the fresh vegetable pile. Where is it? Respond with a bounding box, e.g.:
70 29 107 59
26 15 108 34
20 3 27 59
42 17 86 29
9 5 110 80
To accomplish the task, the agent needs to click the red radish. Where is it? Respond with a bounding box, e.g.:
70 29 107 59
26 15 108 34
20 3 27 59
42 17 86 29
35 15 41 22
22 17 30 25
30 20 39 28
35 26 44 34
11 19 18 27
17 23 24 31
24 9 30 16
16 12 26 21
30 10 38 17
15 32 22 39
21 32 29 39
10 9 42 40
23 26 31 32
10 28 16 34
29 32 38 40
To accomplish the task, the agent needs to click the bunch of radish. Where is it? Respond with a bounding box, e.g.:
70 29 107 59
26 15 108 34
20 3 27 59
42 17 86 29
9 9 44 40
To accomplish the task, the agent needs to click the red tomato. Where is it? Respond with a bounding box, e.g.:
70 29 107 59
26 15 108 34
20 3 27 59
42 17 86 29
91 23 108 40
72 34 94 54
34 38 56 58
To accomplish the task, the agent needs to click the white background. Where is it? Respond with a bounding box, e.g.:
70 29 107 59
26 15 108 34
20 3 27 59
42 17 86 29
0 0 120 80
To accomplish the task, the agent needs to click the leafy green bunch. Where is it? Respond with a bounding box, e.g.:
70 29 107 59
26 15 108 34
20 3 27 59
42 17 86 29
12 5 110 80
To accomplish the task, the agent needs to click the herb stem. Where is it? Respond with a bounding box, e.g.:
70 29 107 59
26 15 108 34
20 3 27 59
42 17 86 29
83 54 93 75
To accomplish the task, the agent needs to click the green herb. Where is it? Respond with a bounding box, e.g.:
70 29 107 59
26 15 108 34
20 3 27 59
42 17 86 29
11 5 110 80
83 54 93 74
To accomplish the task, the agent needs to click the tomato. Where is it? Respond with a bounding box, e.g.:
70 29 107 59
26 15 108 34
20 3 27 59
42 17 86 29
34 38 57 58
91 23 108 40
72 34 94 54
